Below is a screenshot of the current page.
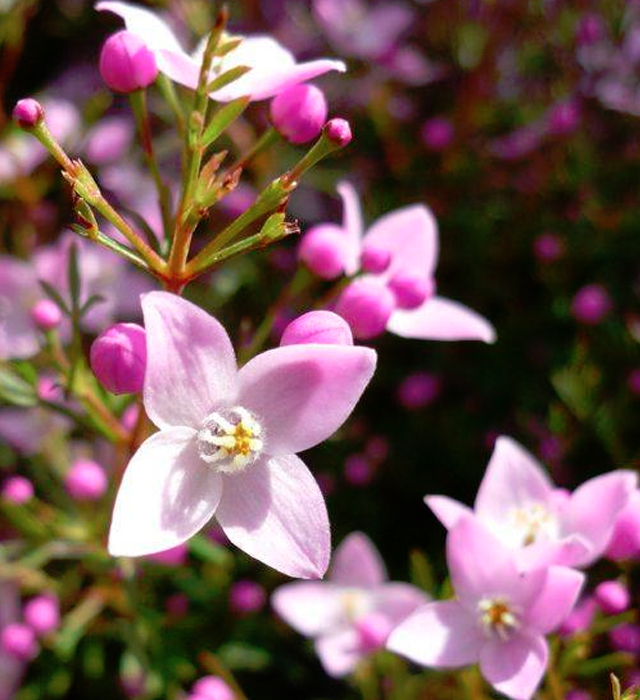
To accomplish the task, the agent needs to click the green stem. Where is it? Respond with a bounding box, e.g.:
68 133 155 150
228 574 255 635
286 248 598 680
227 126 279 173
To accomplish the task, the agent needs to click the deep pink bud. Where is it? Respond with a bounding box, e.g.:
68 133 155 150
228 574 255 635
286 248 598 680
99 30 158 93
324 118 352 147
0 623 38 660
576 13 605 46
344 454 374 486
387 274 434 310
594 580 630 615
1 475 34 504
609 624 640 653
30 299 62 331
356 612 392 651
397 372 441 410
64 459 108 501
280 310 353 346
533 232 564 262
23 594 60 636
90 322 147 395
570 284 613 324
270 84 328 144
298 224 347 279
12 98 44 128
191 676 235 700
421 117 453 151
628 369 640 396
229 580 266 615
360 244 391 274
547 101 580 136
335 279 396 339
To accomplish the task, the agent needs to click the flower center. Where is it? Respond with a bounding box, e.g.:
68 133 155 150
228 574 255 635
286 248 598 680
341 589 372 623
477 596 520 641
196 406 263 474
508 502 557 546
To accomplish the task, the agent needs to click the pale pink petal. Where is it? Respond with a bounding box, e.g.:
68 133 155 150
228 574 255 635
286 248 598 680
108 427 222 556
523 566 584 634
424 495 472 530
562 470 637 565
330 532 387 587
336 181 364 276
479 635 548 700
315 629 362 677
388 296 496 343
387 601 482 667
513 535 591 571
156 48 200 89
216 453 330 578
271 582 345 636
372 583 428 624
238 344 376 455
142 292 237 430
0 256 41 360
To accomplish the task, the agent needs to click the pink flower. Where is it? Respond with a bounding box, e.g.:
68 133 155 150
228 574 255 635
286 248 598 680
108 292 376 578
426 436 636 569
272 532 426 677
388 518 584 700
0 583 26 700
96 1 345 102
0 256 42 360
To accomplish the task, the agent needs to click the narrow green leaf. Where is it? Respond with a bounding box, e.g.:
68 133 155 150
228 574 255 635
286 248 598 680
39 280 70 316
79 294 105 318
205 65 251 94
202 97 250 148
67 241 81 314
0 365 37 406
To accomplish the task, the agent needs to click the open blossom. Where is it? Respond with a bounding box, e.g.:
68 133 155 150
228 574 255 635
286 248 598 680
108 292 376 578
272 532 426 676
96 1 345 101
388 517 584 700
426 435 637 569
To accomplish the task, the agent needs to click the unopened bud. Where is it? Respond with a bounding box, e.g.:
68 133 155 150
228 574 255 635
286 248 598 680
323 118 352 147
30 299 62 331
12 98 44 128
334 279 396 339
280 310 353 346
99 30 158 93
1 476 34 504
191 676 235 700
23 594 60 636
387 274 434 310
65 459 108 501
360 245 391 274
0 623 39 661
270 84 328 144
90 322 147 395
298 224 347 279
594 581 630 615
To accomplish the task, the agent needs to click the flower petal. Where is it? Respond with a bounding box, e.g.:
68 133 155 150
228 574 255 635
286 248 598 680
424 495 473 530
238 343 376 455
216 453 330 578
330 532 387 587
523 566 584 634
141 292 237 429
315 629 362 677
336 181 364 276
479 634 548 700
372 583 429 624
108 427 222 556
387 601 482 667
387 296 496 343
271 581 345 636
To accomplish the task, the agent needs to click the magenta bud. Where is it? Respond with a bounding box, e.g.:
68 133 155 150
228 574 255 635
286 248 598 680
64 459 108 501
99 30 158 93
298 224 347 279
570 284 613 325
270 84 328 144
360 245 391 274
229 580 266 615
280 310 353 347
355 612 392 651
533 232 564 262
1 475 34 504
30 299 62 331
12 98 44 128
421 117 454 151
397 372 441 410
344 454 374 486
387 273 434 310
23 594 60 636
629 368 640 395
90 322 147 395
609 624 640 653
324 118 352 147
576 13 605 46
334 279 396 339
594 580 630 615
0 623 39 661
547 101 580 136
191 676 235 700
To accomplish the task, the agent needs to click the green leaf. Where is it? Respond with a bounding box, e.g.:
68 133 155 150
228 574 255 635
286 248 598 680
205 65 251 94
202 97 250 148
39 280 70 316
0 365 37 407
67 241 81 314
189 534 233 567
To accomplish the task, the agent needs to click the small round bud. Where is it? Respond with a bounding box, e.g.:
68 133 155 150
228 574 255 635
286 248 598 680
397 372 441 410
355 612 391 651
280 310 353 347
594 580 630 615
421 117 453 151
90 322 147 395
360 245 391 274
344 454 374 486
298 224 347 279
609 624 640 653
1 475 34 504
334 279 396 339
270 84 328 144
570 284 612 325
533 232 564 262
323 118 352 147
64 459 108 501
99 30 158 93
547 101 580 136
229 580 266 615
576 13 605 46
387 274 434 310
12 98 44 128
0 623 39 661
191 676 235 700
30 299 62 331
23 594 60 636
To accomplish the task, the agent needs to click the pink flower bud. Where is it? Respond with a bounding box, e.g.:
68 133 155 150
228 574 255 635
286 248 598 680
0 623 39 660
547 101 580 136
387 274 434 310
360 245 391 274
356 612 392 651
397 372 441 410
324 118 352 147
280 310 353 346
270 84 328 144
298 224 348 279
99 30 158 93
147 543 189 567
229 580 266 615
576 13 605 46
1 475 34 504
570 284 613 324
335 279 396 339
191 676 235 700
533 232 564 262
23 594 60 636
344 454 374 486
90 322 147 395
609 624 640 653
421 117 453 151
594 580 630 615
12 98 44 128
64 459 108 501
628 369 640 396
30 299 62 331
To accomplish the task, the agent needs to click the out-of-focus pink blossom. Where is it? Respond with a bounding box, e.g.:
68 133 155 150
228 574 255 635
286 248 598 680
421 117 453 151
344 454 374 486
1 476 34 505
229 580 266 614
533 232 565 262
65 459 108 501
23 594 60 636
576 13 606 46
84 116 134 165
191 676 235 700
30 299 62 331
546 100 581 136
0 623 39 661
364 436 389 464
628 369 640 395
609 624 640 654
570 284 613 324
397 372 441 410
594 580 630 615
0 584 27 700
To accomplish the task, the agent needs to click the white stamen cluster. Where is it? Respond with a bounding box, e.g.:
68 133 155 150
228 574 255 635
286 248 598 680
509 502 557 546
340 589 372 623
478 596 520 641
196 406 264 474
